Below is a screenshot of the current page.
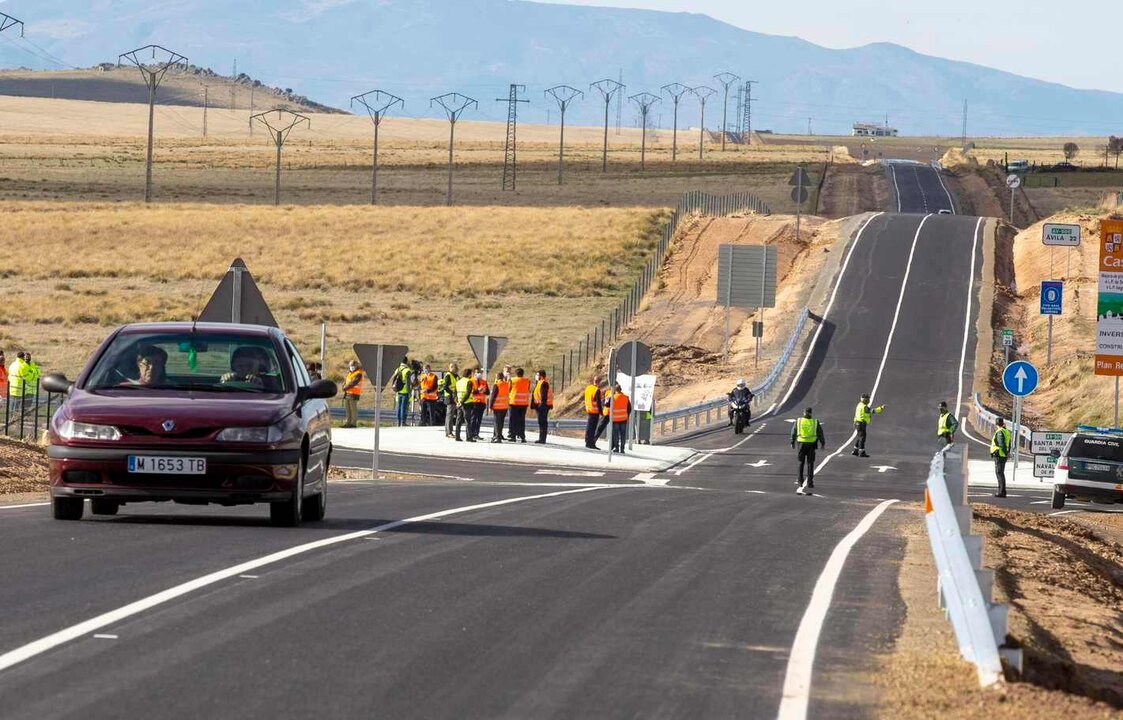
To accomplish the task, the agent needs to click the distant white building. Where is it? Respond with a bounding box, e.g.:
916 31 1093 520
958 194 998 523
852 122 898 137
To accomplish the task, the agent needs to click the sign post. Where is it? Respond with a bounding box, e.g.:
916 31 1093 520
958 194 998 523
612 341 651 458
1040 281 1062 367
1001 328 1014 366
1003 360 1039 485
353 343 409 480
789 167 811 244
1043 222 1080 279
1006 173 1021 223
716 244 777 367
1095 219 1123 426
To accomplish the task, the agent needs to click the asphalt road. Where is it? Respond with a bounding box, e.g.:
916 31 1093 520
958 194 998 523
0 165 1041 719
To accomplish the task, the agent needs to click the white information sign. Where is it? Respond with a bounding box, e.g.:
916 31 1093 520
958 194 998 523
1033 454 1058 479
1042 223 1081 247
615 373 656 412
1030 431 1072 456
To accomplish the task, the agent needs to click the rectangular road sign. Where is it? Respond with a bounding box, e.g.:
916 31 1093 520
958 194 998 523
1001 329 1014 347
1095 219 1123 376
1040 281 1063 315
1031 431 1073 455
716 244 777 309
1033 454 1058 479
1042 223 1081 247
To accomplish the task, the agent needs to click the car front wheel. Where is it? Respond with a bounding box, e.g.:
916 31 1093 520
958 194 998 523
1051 487 1066 510
270 459 305 527
303 478 327 522
52 496 84 521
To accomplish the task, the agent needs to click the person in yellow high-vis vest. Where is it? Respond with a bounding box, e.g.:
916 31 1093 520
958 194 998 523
852 393 885 458
990 418 1012 498
454 371 476 442
582 375 604 449
790 407 826 495
937 401 959 445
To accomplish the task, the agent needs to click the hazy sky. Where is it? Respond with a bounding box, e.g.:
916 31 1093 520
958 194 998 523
535 0 1118 93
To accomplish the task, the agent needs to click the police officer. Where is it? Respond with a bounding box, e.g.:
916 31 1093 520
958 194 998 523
441 363 460 438
937 401 959 445
852 393 884 458
583 375 604 449
393 357 412 427
990 418 1012 498
791 407 826 495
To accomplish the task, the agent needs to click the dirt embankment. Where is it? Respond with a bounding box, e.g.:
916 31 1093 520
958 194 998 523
950 164 1042 228
818 164 892 218
879 509 1123 718
0 438 49 497
994 213 1117 428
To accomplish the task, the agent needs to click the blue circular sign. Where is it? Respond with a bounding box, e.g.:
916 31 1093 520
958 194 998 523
1002 361 1039 397
1043 286 1060 303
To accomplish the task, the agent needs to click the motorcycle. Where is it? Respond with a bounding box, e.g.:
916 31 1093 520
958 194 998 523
730 399 751 435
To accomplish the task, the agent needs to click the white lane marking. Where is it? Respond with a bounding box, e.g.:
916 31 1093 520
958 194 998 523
676 422 768 475
238 575 260 579
0 502 50 511
890 165 901 212
673 452 714 477
0 485 618 674
91 634 117 640
777 213 885 412
871 465 897 473
747 460 771 468
932 163 957 213
816 215 932 473
777 499 899 720
954 217 990 450
534 469 606 478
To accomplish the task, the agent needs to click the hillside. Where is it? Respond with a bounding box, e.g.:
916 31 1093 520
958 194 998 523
0 66 339 113
1 0 1122 135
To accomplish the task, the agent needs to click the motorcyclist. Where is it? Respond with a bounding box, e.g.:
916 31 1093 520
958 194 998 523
728 379 754 425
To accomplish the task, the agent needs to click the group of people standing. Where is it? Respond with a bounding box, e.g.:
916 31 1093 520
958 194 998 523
582 375 633 453
1 350 40 400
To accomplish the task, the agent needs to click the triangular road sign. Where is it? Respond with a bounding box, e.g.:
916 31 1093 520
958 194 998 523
467 335 508 373
197 258 278 327
353 344 409 389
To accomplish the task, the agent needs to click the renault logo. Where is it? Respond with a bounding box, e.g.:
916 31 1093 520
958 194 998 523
162 420 176 433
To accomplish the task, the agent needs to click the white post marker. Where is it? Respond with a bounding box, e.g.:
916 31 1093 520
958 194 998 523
373 348 383 480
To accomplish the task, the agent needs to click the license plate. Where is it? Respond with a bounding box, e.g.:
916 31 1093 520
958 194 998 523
127 456 206 474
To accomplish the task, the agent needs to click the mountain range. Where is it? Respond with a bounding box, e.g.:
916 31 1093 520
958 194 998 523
0 0 1119 136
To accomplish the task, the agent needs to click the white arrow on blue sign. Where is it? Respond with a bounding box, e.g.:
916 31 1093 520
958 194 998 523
1002 360 1039 397
1040 281 1062 315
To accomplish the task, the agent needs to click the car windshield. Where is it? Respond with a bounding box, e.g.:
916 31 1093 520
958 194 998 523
85 332 288 395
1069 436 1123 463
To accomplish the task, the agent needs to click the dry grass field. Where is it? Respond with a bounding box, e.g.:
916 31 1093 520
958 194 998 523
0 202 668 380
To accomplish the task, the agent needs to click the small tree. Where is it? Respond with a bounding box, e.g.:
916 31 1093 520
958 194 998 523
1063 142 1080 162
1110 136 1123 169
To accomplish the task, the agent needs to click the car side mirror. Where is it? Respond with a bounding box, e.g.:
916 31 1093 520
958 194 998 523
41 373 74 395
303 379 337 401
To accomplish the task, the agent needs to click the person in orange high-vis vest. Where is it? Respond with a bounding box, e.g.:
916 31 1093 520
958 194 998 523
341 360 364 428
610 384 631 453
0 349 7 399
418 363 439 427
582 375 604 449
490 371 511 443
508 368 531 443
531 369 553 444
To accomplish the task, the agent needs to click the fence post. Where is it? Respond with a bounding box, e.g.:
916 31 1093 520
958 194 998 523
3 392 9 437
18 392 27 442
32 381 41 439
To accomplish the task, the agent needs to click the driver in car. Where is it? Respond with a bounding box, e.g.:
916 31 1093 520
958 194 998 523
133 345 169 387
220 346 270 388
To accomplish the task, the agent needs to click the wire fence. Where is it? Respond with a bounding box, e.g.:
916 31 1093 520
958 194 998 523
551 190 771 392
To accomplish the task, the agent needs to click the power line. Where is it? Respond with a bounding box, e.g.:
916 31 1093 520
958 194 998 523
350 89 403 205
590 78 624 173
628 92 660 171
430 92 477 206
545 85 583 185
251 108 310 206
496 84 528 192
660 83 690 162
713 72 740 152
118 44 189 203
690 85 716 160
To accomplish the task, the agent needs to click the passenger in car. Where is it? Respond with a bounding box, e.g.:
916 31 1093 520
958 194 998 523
221 347 271 389
134 345 169 387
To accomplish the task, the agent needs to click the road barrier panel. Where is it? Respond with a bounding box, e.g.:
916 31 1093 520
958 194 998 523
925 444 1023 685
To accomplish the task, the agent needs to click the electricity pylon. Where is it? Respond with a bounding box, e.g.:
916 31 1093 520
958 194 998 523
545 85 583 185
713 72 740 152
251 109 310 206
590 79 624 173
119 44 189 202
742 80 758 144
629 93 660 171
661 83 690 162
0 13 24 37
691 86 716 160
351 90 403 205
430 93 477 206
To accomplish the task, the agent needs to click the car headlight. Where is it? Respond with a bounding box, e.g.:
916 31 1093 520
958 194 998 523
216 426 284 443
59 420 121 441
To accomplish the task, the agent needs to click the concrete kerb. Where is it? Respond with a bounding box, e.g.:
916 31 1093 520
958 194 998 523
925 444 1023 683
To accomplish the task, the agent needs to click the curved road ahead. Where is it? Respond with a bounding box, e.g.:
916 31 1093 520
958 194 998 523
0 165 1013 719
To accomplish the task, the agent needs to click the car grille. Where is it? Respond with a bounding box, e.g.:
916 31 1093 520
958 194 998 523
118 425 221 439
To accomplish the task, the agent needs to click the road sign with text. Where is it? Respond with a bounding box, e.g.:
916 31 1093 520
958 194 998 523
1040 281 1063 315
1042 223 1081 247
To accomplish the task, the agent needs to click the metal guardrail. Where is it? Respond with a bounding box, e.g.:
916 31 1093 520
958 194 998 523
2 385 62 443
970 392 1033 452
924 444 1021 686
652 308 810 438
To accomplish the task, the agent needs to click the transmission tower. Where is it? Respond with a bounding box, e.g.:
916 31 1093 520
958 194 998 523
742 80 757 144
713 72 740 152
431 93 478 206
734 83 744 135
0 13 24 38
590 79 624 173
119 44 189 203
200 83 210 138
661 83 690 162
544 85 583 185
691 86 716 160
495 84 528 192
615 68 624 136
230 58 237 111
961 99 968 147
251 108 310 206
629 93 660 171
351 89 403 205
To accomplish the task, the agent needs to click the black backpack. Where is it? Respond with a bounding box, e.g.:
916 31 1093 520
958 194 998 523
392 369 406 393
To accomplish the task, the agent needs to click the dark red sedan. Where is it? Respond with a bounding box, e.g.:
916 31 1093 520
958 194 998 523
43 322 337 526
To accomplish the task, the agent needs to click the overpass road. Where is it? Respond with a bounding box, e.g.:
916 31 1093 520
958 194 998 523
0 165 1031 719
